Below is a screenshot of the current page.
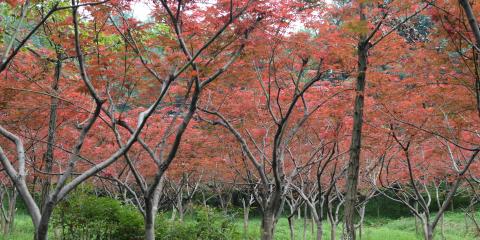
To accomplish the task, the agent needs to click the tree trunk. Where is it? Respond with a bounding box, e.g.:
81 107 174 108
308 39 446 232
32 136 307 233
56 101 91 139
315 220 322 240
171 205 176 221
343 3 369 238
310 216 314 238
4 189 16 235
435 185 445 240
145 180 164 240
358 204 366 240
261 188 284 240
261 211 276 240
177 192 184 222
288 216 295 240
41 59 61 211
460 0 480 116
35 202 55 240
243 199 250 239
328 200 336 240
303 205 308 240
0 193 4 235
202 192 207 207
424 224 433 240
415 202 419 235
145 200 156 240
1 188 17 236
330 221 337 240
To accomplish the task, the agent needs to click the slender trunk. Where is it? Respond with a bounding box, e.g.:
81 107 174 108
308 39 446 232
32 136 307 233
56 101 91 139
435 185 445 240
415 201 419 235
1 190 8 234
4 189 16 235
261 210 276 240
2 188 17 236
440 212 445 239
331 221 337 240
315 220 322 240
171 206 176 221
219 193 225 212
308 203 322 240
0 192 4 235
202 192 207 207
310 216 314 238
243 199 250 239
35 202 55 240
41 59 61 210
424 223 433 240
460 0 480 117
145 200 156 240
344 3 369 239
288 216 295 240
145 179 164 240
303 205 307 240
177 192 184 222
357 204 366 240
466 209 480 235
328 201 336 240
224 192 232 214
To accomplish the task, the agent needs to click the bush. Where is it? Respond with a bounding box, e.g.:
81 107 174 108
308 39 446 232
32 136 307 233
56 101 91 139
156 206 241 240
52 191 143 240
52 191 240 240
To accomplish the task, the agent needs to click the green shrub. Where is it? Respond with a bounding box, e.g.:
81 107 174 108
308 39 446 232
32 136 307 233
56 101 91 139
155 206 241 240
52 191 240 240
52 192 143 240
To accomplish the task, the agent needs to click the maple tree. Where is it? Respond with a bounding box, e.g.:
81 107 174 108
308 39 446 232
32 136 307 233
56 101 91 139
198 19 353 238
1 0 261 239
1 0 480 240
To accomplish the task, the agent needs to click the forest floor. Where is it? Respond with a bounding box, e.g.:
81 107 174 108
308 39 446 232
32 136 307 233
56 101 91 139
1 211 478 240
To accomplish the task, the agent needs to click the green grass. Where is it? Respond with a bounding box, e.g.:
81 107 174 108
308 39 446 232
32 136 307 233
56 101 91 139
238 212 478 240
0 212 34 240
1 211 478 239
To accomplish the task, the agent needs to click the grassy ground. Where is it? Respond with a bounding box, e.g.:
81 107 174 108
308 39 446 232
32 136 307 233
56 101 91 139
1 211 478 239
0 213 34 240
240 212 478 240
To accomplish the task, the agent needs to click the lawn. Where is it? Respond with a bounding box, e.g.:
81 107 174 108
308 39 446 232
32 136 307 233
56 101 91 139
240 212 478 240
1 211 478 239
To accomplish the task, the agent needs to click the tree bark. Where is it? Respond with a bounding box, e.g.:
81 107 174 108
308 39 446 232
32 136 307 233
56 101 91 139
344 30 369 240
330 221 337 240
171 206 177 221
424 223 433 240
288 216 295 240
243 198 250 239
35 201 55 240
177 192 184 222
459 0 480 47
41 59 61 211
145 181 163 240
459 0 480 116
261 210 276 240
145 199 156 240
344 3 369 239
327 200 337 240
357 204 366 240
260 187 284 240
2 188 17 235
303 204 308 240
315 220 322 240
